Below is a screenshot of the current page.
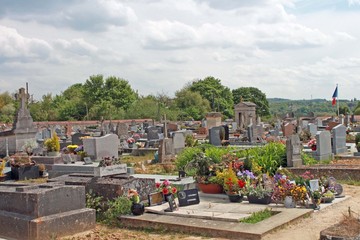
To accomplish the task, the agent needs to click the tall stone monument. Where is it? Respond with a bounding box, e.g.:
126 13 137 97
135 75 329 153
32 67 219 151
234 101 256 130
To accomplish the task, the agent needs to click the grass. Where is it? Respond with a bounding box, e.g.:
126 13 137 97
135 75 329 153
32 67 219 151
338 179 360 186
240 208 276 224
121 153 155 164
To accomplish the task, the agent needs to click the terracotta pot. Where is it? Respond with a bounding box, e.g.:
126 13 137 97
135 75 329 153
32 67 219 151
197 183 223 194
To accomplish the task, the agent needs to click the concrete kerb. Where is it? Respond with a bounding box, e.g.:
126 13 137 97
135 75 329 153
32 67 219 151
119 194 351 239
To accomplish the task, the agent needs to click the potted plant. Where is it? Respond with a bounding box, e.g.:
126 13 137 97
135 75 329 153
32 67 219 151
44 132 60 156
10 154 39 180
222 166 246 202
321 190 335 203
185 153 223 193
21 139 38 156
128 189 144 216
155 179 178 201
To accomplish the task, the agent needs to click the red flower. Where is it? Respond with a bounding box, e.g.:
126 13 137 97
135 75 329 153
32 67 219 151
155 182 161 188
172 187 177 194
162 188 169 195
237 179 245 188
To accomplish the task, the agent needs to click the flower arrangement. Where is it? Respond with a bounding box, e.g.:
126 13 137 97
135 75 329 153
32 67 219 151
67 144 78 153
156 179 177 196
44 132 60 152
127 137 135 144
308 139 317 151
127 189 140 204
222 166 246 195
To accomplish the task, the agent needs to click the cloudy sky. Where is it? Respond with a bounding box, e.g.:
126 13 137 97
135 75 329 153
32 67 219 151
1 0 360 100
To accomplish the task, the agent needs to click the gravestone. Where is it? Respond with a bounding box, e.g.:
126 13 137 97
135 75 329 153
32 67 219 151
282 123 295 137
83 157 93 165
286 134 302 167
71 132 90 146
231 122 237 131
344 115 350 127
0 183 95 240
209 126 222 146
307 123 317 137
301 120 309 129
332 124 347 155
172 131 185 154
83 134 119 160
147 126 160 140
116 123 128 140
314 131 333 161
315 118 323 127
247 124 254 142
205 112 222 130
167 123 178 132
338 114 344 125
42 128 52 140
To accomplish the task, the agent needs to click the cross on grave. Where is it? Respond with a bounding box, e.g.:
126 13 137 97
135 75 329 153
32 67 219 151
15 88 30 110
162 114 169 139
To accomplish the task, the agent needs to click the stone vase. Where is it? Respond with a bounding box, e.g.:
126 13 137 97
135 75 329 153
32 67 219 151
284 196 296 208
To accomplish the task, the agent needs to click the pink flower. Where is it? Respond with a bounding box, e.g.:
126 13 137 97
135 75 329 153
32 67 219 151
163 179 170 187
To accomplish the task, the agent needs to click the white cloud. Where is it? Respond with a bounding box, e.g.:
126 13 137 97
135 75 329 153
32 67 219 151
0 25 51 61
54 38 98 56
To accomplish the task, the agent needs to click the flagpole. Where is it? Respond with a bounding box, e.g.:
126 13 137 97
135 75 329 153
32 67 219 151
336 84 339 116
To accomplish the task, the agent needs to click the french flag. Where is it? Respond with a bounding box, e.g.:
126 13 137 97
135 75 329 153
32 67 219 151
332 86 338 106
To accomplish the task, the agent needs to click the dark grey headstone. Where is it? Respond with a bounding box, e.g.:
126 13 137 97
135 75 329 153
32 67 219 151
147 126 160 140
71 133 90 146
209 126 222 146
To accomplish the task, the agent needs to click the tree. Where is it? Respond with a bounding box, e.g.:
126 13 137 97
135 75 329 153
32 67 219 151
232 87 270 117
339 105 350 115
189 76 233 118
175 87 211 120
103 76 137 110
0 92 15 123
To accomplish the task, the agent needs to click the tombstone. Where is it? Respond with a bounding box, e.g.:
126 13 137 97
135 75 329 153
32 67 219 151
286 134 302 167
209 126 222 146
172 131 185 154
147 126 160 140
332 124 347 155
234 101 256 130
314 131 333 161
42 128 52 140
205 112 223 130
143 121 150 131
301 120 309 129
315 118 323 127
231 122 238 131
71 132 90 146
167 123 178 132
198 127 207 135
83 134 119 160
104 123 110 134
247 124 254 143
116 123 128 140
130 125 138 132
282 123 295 137
307 123 317 137
338 114 344 125
344 115 350 127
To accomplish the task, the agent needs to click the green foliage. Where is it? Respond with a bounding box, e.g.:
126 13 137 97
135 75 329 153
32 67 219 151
175 87 211 120
204 147 228 163
189 76 234 118
355 133 360 146
0 92 16 123
246 142 286 176
232 87 270 117
240 208 274 224
102 196 132 224
185 134 198 147
184 152 215 179
86 191 104 218
44 132 60 152
302 153 318 165
175 147 203 171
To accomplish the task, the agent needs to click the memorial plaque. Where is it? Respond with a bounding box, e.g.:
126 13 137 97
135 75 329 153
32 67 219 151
148 192 164 206
177 189 200 207
164 194 178 212
83 157 93 165
93 164 127 177
63 154 72 164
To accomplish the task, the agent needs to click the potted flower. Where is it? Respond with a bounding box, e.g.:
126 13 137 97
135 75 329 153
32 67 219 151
185 153 223 194
127 137 135 148
128 189 144 215
44 132 60 156
222 166 246 202
10 153 39 180
321 190 335 203
155 179 178 201
21 139 38 156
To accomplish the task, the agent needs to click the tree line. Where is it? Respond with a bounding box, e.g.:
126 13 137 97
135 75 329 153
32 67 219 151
0 75 270 123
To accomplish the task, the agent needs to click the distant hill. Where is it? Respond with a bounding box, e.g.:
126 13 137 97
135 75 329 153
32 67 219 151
267 98 357 117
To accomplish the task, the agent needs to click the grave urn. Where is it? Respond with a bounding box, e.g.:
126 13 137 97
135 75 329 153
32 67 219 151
284 196 296 208
131 203 145 215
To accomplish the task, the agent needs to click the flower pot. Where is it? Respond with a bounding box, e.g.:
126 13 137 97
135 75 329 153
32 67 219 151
227 193 243 203
163 193 173 202
284 196 296 208
47 151 60 157
131 203 145 216
247 194 272 204
197 183 223 194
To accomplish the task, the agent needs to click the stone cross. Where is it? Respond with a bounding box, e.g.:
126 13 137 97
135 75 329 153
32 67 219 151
15 88 29 110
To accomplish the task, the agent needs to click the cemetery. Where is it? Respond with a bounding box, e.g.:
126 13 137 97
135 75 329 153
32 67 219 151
1 87 360 240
